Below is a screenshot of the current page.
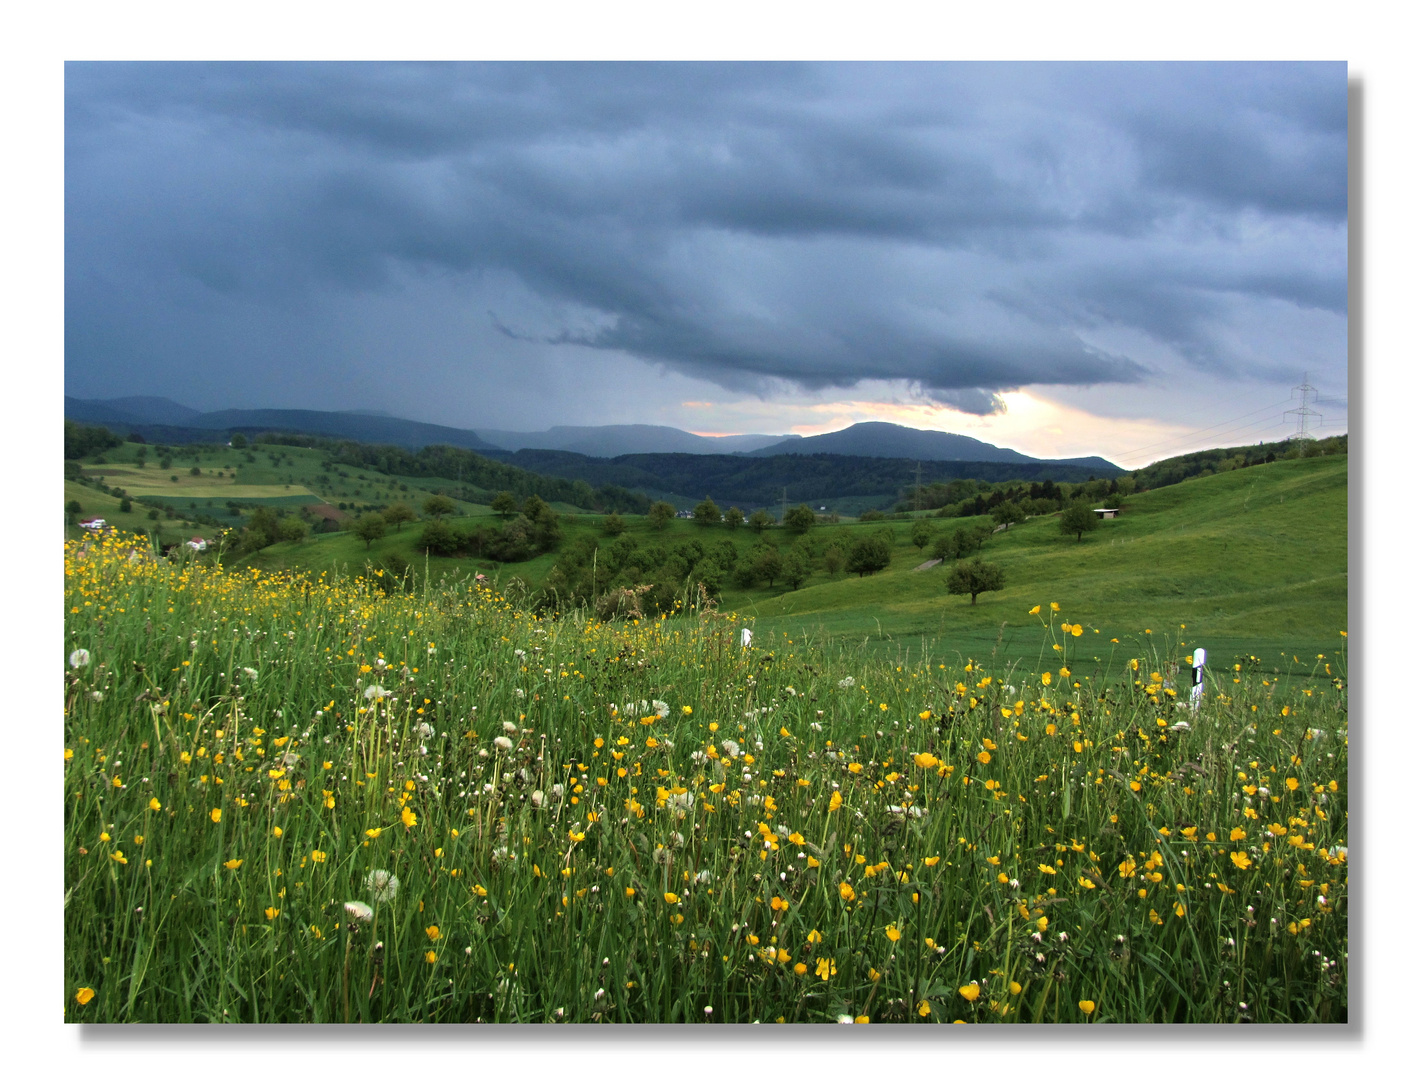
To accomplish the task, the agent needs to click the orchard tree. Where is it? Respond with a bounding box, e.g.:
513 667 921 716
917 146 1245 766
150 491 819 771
350 512 388 549
946 559 1006 605
748 508 774 533
750 545 784 588
383 502 416 532
782 504 817 533
1059 501 1098 542
846 535 892 577
992 501 1025 528
277 517 309 544
601 513 627 537
422 494 456 519
780 548 811 590
910 519 935 549
723 506 745 530
648 501 676 531
693 498 721 527
491 491 518 519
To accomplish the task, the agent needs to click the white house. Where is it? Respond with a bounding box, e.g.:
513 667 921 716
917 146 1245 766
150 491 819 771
186 536 208 552
78 517 106 531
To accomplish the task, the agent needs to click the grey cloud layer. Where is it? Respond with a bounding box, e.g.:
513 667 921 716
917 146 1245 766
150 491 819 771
65 62 1346 415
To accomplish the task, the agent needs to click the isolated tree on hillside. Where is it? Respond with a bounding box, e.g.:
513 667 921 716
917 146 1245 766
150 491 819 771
491 491 518 519
383 502 416 532
783 504 817 534
723 506 745 530
823 544 846 576
946 559 1006 605
601 513 626 537
910 519 935 549
693 498 721 527
1059 501 1098 543
648 501 676 531
351 512 387 549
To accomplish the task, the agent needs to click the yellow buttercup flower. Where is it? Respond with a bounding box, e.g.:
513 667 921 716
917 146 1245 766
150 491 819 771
959 983 980 1002
75 987 95 1006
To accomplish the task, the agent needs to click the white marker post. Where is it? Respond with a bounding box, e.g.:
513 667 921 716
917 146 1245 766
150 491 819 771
1190 648 1206 711
741 628 753 648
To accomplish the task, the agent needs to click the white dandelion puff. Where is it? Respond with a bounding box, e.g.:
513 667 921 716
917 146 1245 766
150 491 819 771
69 649 92 669
364 870 399 903
343 900 374 921
494 736 514 751
363 684 388 701
838 676 855 689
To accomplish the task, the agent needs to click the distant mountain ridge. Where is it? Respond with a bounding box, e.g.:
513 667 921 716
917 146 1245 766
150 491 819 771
747 421 1119 471
476 424 796 457
64 397 1117 472
65 397 496 452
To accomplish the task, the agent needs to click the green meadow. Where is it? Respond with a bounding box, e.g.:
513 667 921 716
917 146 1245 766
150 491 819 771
63 528 1349 1023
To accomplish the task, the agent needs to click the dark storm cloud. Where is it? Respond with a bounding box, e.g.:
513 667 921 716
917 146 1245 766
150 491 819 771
65 62 1346 416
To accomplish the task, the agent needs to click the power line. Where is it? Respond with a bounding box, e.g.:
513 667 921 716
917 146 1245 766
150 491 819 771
1115 397 1291 460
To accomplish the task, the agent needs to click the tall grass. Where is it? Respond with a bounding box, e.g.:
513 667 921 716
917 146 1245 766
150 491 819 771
64 531 1348 1023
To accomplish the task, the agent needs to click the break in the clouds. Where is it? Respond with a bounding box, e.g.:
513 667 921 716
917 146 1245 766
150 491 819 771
65 61 1347 432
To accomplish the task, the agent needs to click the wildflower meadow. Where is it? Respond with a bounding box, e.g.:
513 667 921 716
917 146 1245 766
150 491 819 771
64 531 1348 1023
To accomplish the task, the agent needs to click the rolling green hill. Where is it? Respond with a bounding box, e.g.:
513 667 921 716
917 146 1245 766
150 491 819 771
748 453 1347 672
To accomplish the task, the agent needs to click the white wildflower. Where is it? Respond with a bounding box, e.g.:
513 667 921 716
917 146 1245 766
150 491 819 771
416 722 434 738
721 740 741 758
502 721 518 734
364 870 399 903
69 649 91 669
494 736 513 751
652 699 670 719
666 792 695 814
242 667 258 681
838 676 855 689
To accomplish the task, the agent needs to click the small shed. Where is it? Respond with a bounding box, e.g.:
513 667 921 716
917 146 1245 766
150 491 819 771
1092 507 1121 520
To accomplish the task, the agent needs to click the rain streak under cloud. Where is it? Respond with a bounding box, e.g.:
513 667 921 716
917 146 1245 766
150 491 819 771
64 62 1348 462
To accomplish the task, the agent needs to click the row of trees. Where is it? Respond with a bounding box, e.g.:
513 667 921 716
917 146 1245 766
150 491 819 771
639 498 821 533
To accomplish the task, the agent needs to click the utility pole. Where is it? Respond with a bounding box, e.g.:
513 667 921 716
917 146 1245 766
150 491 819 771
1284 374 1322 442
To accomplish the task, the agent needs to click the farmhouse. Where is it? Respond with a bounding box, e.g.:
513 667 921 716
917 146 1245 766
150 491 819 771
186 536 208 552
78 517 106 531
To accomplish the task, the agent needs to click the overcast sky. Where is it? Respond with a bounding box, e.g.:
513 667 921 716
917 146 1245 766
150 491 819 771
64 61 1347 467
